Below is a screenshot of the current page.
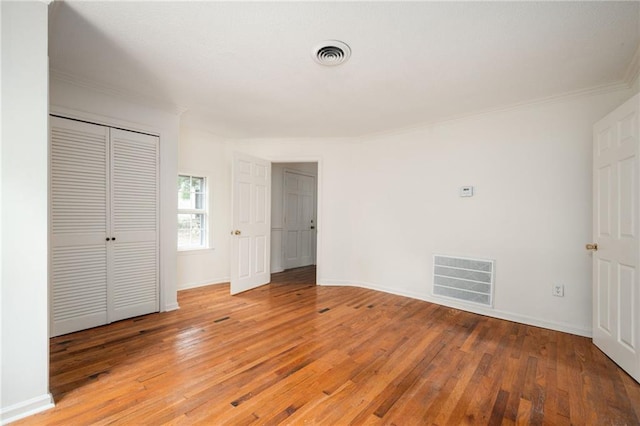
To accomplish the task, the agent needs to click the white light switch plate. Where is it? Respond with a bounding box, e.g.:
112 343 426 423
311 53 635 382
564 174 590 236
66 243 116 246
459 186 474 197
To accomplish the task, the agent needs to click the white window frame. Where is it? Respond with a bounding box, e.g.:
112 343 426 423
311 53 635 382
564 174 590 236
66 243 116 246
177 173 211 252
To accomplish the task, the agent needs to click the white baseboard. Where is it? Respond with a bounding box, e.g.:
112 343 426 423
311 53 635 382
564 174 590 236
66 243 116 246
271 268 285 274
178 277 230 291
318 279 592 338
1 393 54 425
163 302 180 312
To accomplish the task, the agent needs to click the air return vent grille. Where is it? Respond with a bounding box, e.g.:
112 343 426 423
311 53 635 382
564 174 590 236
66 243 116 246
433 255 494 307
313 40 351 66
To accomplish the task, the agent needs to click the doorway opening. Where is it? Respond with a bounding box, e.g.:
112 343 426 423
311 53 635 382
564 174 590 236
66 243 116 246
271 162 318 284
270 265 317 287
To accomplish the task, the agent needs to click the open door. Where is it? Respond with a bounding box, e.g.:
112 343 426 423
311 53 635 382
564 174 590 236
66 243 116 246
230 153 271 295
592 93 640 382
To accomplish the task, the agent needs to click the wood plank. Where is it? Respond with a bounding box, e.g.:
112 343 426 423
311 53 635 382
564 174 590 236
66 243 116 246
12 266 640 425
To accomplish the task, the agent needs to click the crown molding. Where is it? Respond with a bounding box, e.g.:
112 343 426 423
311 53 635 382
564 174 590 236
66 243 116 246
51 63 636 142
186 79 632 143
357 80 632 141
49 68 187 116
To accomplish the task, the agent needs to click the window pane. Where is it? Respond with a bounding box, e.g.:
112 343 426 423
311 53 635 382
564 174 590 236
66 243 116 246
195 191 204 210
178 213 206 249
177 214 191 230
196 213 206 246
191 214 204 246
177 175 190 190
192 177 204 192
178 191 194 210
177 174 208 249
178 175 192 209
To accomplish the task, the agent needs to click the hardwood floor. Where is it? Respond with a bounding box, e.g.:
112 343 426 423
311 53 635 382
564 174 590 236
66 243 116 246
16 266 640 425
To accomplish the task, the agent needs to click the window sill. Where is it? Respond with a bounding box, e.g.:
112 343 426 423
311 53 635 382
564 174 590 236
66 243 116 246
178 247 215 256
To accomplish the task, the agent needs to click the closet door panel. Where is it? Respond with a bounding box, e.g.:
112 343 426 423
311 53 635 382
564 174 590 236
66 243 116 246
112 241 157 320
110 129 159 321
50 117 109 336
52 245 108 335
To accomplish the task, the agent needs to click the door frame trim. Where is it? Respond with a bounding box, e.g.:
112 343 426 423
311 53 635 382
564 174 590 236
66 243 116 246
265 157 322 286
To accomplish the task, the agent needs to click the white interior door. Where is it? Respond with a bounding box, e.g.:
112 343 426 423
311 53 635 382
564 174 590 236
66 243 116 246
592 93 640 382
51 117 110 336
231 153 271 294
283 171 316 269
109 128 159 322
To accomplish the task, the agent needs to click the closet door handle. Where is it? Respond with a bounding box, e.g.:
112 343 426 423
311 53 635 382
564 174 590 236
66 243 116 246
106 237 111 241
112 237 116 241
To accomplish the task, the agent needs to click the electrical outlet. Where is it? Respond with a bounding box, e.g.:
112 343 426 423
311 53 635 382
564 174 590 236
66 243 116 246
553 284 564 297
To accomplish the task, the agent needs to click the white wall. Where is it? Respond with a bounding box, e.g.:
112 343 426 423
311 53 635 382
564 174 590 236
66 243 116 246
178 81 636 337
177 124 231 289
49 77 180 312
350 89 637 336
233 139 362 285
1 2 54 422
271 162 318 272
177 130 362 288
178 116 349 287
228 87 635 336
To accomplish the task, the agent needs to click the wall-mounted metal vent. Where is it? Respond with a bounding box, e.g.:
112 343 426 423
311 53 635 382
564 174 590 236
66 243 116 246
433 255 494 307
313 40 351 66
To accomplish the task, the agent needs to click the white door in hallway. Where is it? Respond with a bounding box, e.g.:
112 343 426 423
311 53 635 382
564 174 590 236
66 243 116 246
230 153 271 294
283 171 316 270
592 93 640 382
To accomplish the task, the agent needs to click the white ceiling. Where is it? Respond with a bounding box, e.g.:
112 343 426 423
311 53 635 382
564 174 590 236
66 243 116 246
49 1 640 138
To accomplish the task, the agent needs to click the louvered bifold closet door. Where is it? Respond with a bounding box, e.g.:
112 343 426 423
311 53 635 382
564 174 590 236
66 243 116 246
51 117 109 336
109 129 159 322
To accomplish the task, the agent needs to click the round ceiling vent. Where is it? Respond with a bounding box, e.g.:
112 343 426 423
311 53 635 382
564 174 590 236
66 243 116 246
313 40 351 66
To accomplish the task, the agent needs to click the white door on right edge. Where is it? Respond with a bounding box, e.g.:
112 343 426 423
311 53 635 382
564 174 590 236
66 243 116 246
592 93 640 383
283 171 316 270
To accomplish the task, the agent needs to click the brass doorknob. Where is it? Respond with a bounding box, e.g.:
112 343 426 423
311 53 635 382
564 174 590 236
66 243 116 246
586 243 598 251
233 230 241 235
